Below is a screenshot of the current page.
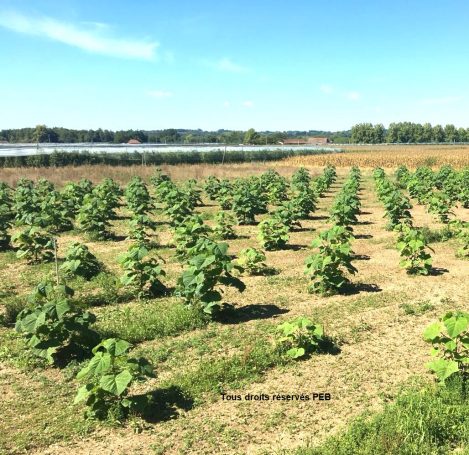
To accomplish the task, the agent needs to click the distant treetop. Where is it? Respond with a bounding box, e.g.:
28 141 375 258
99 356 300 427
351 122 469 144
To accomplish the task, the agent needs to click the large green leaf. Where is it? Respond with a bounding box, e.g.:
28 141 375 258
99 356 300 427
77 352 111 379
277 322 295 336
55 300 72 319
423 322 443 342
99 370 133 396
136 246 148 260
202 301 221 315
444 314 469 338
312 324 324 337
17 312 43 333
93 338 131 356
426 359 459 382
287 347 305 359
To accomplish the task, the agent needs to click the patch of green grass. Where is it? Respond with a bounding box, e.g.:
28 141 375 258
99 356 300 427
94 298 209 343
400 300 435 316
0 295 25 326
0 328 48 370
421 225 454 243
310 291 408 328
0 250 17 268
161 340 286 405
71 272 126 307
18 261 60 287
135 322 274 376
296 376 469 455
135 327 221 366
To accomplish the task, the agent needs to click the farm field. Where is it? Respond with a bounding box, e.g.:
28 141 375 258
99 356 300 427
0 158 468 455
287 144 469 168
1 144 469 188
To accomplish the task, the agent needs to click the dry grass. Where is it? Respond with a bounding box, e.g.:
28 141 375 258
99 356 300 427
0 163 304 187
285 144 469 169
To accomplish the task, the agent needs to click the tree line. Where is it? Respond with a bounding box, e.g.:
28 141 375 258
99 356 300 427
0 126 285 145
351 122 469 144
0 125 352 145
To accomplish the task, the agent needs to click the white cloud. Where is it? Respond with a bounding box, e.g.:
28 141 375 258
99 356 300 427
223 101 231 108
242 100 254 108
80 21 109 30
420 96 463 106
346 91 361 101
0 10 158 60
147 90 173 98
213 57 248 73
320 84 334 94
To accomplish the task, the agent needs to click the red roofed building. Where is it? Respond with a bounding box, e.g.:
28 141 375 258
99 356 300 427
127 138 142 144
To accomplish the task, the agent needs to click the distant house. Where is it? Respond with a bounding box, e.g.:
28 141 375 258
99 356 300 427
0 140 8 144
280 137 330 145
309 136 330 145
127 138 142 145
280 138 308 145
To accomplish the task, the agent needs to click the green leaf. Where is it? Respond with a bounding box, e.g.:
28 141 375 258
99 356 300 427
313 324 324 338
444 315 469 338
99 370 133 396
93 338 131 356
74 383 94 404
287 347 305 359
126 357 156 378
18 312 42 333
444 340 457 352
31 339 61 363
77 352 111 379
55 300 71 319
426 359 459 382
202 301 221 315
423 322 443 342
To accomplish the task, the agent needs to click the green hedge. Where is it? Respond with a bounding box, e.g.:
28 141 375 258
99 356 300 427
0 148 340 168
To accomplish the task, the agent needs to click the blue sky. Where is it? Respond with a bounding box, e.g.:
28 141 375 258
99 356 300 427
1 0 469 131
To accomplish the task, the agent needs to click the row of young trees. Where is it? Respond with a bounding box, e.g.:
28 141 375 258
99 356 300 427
351 122 469 144
0 148 336 169
4 166 466 425
4 167 341 420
